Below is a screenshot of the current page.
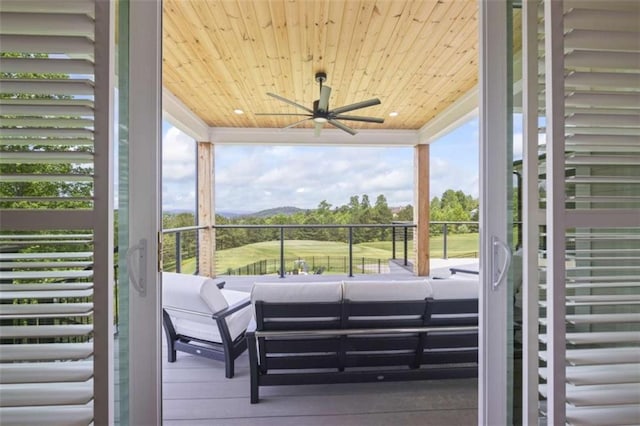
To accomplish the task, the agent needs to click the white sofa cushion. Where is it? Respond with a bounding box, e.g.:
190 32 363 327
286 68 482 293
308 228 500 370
163 272 218 314
251 281 343 303
343 280 432 301
428 278 479 300
251 281 343 324
200 279 229 313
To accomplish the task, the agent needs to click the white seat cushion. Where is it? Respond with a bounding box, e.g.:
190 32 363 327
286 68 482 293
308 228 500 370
343 280 432 301
428 278 479 300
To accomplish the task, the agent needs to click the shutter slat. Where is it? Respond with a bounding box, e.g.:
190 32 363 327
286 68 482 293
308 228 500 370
0 361 93 384
0 138 95 146
565 72 640 90
0 324 93 338
0 57 94 75
565 50 640 70
0 128 94 138
0 13 94 38
0 79 95 96
0 289 93 300
0 303 93 318
0 270 92 280
1 118 94 128
0 405 94 426
0 152 94 164
564 30 640 52
540 348 640 366
0 174 93 182
0 34 94 55
0 380 93 407
0 343 93 362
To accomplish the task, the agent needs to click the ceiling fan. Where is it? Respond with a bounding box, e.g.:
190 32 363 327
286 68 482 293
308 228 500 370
256 72 384 136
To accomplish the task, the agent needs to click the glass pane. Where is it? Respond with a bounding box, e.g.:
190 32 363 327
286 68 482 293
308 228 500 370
115 0 130 423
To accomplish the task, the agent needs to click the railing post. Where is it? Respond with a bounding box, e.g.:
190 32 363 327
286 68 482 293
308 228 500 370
175 231 182 273
392 226 396 259
403 226 408 266
279 227 285 278
348 226 353 277
443 223 448 260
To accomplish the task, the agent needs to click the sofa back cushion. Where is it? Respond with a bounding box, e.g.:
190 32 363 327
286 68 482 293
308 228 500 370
251 281 343 303
428 278 478 300
251 281 343 329
343 280 432 301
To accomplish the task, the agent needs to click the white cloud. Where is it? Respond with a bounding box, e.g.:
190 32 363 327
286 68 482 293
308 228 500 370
162 126 196 211
161 124 481 213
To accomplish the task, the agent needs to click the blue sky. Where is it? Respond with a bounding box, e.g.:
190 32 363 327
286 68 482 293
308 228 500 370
161 119 480 213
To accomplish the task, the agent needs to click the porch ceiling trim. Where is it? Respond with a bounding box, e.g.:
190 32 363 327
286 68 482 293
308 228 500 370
208 127 420 146
162 87 209 141
417 85 478 144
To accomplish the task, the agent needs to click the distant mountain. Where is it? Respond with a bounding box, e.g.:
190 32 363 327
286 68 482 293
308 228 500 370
216 210 253 219
241 206 306 218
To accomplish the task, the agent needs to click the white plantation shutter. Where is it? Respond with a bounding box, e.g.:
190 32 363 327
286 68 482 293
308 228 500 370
0 1 113 425
530 0 640 424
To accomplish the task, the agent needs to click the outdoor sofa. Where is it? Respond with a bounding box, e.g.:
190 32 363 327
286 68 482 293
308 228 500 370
247 278 478 403
161 272 253 378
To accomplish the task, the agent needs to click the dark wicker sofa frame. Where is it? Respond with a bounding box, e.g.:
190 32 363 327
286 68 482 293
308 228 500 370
162 281 251 379
247 296 478 403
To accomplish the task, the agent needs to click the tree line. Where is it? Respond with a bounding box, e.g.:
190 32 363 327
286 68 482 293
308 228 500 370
162 190 479 253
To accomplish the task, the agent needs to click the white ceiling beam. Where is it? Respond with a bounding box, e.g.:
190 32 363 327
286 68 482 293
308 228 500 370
162 88 209 142
208 127 420 146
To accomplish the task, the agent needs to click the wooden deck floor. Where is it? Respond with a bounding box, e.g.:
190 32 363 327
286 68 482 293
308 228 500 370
163 349 477 425
162 269 479 425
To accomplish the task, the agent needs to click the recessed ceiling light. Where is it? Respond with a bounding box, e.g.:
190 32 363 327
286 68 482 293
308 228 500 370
233 109 244 115
389 111 399 117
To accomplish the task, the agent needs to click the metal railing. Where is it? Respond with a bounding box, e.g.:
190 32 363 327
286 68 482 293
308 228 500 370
161 221 484 277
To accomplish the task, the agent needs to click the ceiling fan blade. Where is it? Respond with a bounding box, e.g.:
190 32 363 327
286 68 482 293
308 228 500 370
255 113 312 116
314 122 323 137
329 98 381 115
328 119 357 136
267 92 314 114
284 117 313 129
334 114 384 123
317 85 331 112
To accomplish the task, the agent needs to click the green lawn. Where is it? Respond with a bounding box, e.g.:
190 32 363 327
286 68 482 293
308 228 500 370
171 233 479 275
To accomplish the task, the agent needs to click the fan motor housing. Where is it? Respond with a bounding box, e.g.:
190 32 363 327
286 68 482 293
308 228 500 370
315 72 327 84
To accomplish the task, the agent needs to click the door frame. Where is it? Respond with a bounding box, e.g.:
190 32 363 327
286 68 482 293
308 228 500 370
478 1 511 424
123 0 163 424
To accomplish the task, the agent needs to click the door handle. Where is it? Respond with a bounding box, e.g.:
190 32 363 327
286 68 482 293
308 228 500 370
126 239 147 297
492 236 511 291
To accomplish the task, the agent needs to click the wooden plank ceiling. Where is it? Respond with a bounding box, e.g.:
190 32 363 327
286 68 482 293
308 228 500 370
163 0 478 131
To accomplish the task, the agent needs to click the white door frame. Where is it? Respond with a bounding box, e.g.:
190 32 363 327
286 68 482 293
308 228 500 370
126 0 163 424
478 1 510 424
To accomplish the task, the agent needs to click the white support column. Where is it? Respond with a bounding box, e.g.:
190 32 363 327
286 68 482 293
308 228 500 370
544 0 567 424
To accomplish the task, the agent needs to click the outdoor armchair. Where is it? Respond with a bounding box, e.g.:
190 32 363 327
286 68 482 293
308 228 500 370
162 272 253 378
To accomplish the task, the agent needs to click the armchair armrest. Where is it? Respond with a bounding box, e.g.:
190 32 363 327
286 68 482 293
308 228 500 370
211 298 251 320
216 280 226 289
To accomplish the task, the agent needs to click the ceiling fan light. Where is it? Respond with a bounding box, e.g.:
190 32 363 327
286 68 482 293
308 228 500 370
313 116 328 123
389 111 399 117
233 109 244 115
